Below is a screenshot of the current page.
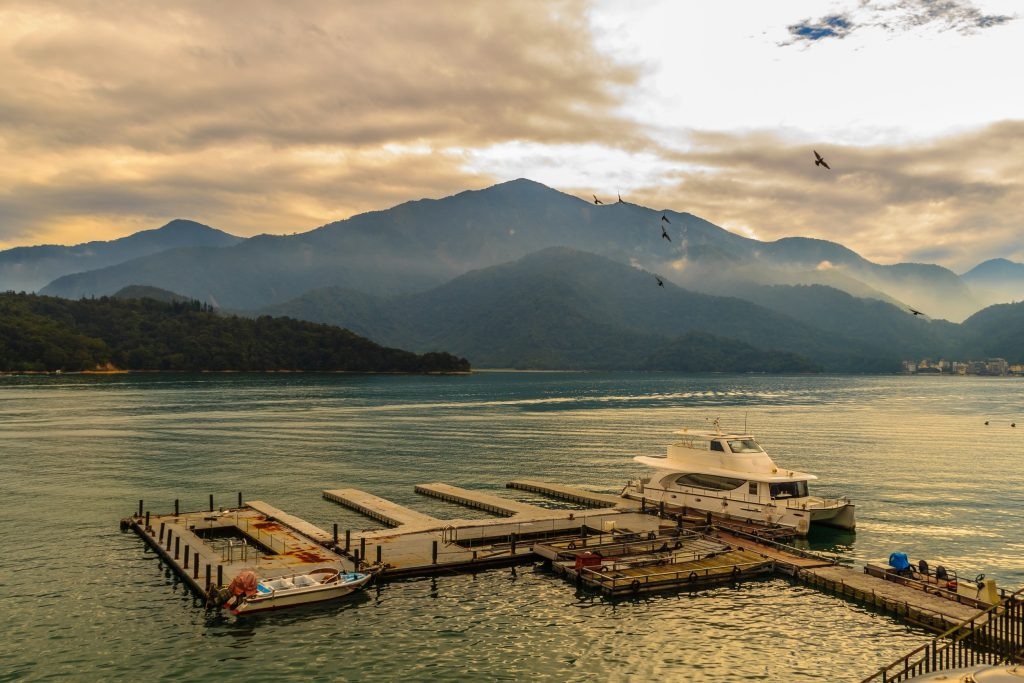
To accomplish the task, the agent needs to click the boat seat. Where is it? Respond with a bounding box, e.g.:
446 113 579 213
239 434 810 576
266 579 294 590
292 575 320 587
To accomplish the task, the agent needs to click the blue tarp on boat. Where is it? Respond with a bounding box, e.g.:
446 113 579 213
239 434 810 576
889 552 911 571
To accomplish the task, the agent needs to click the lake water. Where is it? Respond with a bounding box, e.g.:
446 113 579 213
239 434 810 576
1 372 1022 681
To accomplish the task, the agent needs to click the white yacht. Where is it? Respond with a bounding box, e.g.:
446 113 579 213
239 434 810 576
623 425 855 535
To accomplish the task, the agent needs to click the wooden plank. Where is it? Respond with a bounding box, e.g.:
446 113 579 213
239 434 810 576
415 483 547 517
323 489 440 528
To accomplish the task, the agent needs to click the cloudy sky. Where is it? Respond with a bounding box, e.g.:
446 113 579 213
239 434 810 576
1 0 1021 271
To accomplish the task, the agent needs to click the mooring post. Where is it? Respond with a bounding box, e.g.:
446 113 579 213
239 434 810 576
138 499 143 518
174 499 179 516
209 494 214 512
432 540 438 564
345 529 351 552
193 553 200 579
184 544 190 568
217 565 223 588
510 533 517 555
166 530 172 551
659 500 665 517
159 522 165 542
376 545 382 564
205 564 211 590
333 523 338 544
360 537 366 562
174 536 180 559
705 511 712 528
237 491 242 508
145 511 150 531
677 514 683 530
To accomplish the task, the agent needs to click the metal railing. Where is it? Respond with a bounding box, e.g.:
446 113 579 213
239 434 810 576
861 587 1024 682
725 528 843 565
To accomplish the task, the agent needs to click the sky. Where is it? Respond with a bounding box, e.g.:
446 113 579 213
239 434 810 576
1 0 1022 271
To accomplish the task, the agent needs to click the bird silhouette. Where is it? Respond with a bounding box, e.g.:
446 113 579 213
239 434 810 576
814 150 831 170
617 192 624 204
655 275 664 288
985 421 990 426
661 226 671 242
593 194 603 205
661 214 670 224
1013 422 1017 428
909 307 924 316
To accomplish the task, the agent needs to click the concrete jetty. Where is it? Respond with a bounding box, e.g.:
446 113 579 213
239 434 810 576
506 480 634 508
414 483 549 517
323 489 440 528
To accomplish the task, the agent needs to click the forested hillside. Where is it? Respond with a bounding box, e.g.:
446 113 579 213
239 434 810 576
0 292 469 373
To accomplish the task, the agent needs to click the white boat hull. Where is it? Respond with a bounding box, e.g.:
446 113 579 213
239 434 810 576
229 571 371 615
622 484 855 536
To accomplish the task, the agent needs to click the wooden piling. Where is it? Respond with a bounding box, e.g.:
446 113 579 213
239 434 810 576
174 499 179 516
193 553 199 579
209 494 214 512
184 544 190 568
138 499 143 517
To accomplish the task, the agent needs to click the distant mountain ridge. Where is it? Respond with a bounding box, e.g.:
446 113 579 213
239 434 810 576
259 247 907 371
1 219 242 293
39 179 989 320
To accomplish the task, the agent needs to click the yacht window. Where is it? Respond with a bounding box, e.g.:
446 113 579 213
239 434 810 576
673 473 746 491
710 441 725 452
748 482 758 495
728 439 762 453
770 481 809 499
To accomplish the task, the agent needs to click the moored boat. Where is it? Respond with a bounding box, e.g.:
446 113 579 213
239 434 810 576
623 424 855 535
223 567 372 615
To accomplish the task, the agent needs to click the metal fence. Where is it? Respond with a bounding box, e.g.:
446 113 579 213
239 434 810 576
861 586 1024 682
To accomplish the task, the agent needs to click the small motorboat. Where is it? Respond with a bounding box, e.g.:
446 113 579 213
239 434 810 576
223 567 371 615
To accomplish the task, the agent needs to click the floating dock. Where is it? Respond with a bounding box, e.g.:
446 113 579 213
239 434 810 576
123 478 1015 644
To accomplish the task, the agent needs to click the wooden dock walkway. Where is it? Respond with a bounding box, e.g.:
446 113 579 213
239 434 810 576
247 500 334 544
323 489 441 528
506 480 636 508
414 483 549 517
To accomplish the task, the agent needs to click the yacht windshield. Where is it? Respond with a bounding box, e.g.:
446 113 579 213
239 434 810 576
728 439 762 453
770 481 809 499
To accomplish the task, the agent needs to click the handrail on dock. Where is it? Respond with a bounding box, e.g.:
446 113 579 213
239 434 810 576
860 586 1024 682
725 528 842 565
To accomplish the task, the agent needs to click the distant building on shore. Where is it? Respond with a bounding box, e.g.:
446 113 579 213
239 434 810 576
902 357 1017 376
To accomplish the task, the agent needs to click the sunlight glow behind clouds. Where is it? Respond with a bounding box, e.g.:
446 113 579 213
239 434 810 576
0 0 1022 272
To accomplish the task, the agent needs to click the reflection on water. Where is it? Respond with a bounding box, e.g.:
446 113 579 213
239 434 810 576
1 372 1022 681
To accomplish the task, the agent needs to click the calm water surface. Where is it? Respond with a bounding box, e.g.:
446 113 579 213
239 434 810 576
1 372 1022 681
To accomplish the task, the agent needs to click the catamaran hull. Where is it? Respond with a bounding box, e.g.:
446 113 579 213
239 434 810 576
622 485 855 536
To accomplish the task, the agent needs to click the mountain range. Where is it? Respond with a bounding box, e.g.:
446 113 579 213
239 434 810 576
5 178 1024 371
0 219 241 293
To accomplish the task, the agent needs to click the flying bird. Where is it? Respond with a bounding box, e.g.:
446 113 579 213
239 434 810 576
593 194 603 205
813 150 831 170
909 307 924 316
661 214 670 224
655 275 664 288
661 226 671 242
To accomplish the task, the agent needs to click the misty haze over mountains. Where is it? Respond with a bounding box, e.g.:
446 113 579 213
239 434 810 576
4 179 1024 371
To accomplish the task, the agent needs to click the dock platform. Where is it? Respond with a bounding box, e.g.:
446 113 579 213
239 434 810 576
323 489 440 528
506 480 635 508
414 483 549 517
